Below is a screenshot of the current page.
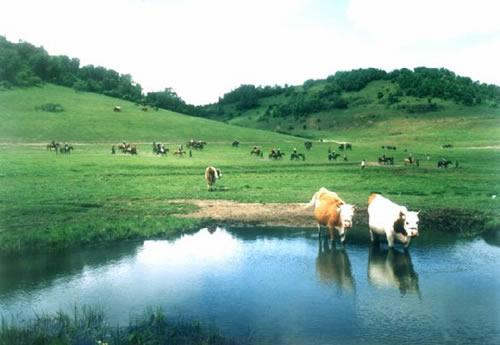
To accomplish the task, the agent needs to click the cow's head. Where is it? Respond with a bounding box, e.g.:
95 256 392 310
399 209 420 237
338 204 355 243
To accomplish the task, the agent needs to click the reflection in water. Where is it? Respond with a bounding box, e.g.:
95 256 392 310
1 227 499 345
483 229 500 247
315 236 355 292
138 228 241 267
367 245 420 295
0 242 139 298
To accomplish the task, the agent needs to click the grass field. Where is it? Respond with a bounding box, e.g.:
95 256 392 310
0 84 298 143
0 84 499 252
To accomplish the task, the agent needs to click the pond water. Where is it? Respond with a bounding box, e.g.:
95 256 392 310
1 227 499 345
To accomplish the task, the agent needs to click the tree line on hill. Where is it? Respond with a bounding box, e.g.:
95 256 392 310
0 36 143 102
209 67 500 120
1 37 499 118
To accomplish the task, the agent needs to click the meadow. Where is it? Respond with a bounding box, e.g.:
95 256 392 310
0 84 499 252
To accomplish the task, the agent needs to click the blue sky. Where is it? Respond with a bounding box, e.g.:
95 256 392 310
1 0 499 104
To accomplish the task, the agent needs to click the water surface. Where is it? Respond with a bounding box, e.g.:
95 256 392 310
1 227 499 345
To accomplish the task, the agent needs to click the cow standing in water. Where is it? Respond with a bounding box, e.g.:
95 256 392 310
204 166 222 191
306 187 355 244
367 193 420 248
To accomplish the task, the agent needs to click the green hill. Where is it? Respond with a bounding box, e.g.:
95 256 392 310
199 69 500 147
0 84 299 143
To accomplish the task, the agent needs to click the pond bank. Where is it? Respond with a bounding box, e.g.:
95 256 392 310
174 199 494 236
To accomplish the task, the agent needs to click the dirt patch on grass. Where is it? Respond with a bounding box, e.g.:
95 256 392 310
172 200 317 227
172 200 492 235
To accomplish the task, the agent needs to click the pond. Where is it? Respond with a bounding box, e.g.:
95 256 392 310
1 227 499 345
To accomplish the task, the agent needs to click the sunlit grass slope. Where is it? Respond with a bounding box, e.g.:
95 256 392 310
0 84 299 143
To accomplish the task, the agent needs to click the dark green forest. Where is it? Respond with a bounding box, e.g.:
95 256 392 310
1 37 499 119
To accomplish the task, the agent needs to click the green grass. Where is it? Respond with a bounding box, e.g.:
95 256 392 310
0 84 499 252
223 80 500 145
0 306 236 345
0 84 299 143
1 141 499 252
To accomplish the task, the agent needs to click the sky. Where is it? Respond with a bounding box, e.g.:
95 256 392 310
1 0 499 105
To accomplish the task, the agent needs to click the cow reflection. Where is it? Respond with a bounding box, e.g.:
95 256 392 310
316 236 355 292
367 245 420 295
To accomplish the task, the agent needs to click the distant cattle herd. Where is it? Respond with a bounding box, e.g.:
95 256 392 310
46 139 459 169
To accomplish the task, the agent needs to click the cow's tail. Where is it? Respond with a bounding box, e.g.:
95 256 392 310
304 191 320 209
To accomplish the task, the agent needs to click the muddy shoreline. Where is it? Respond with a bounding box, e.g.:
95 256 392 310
173 199 492 236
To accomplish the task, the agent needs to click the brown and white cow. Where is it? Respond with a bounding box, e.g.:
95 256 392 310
205 166 222 191
367 193 420 248
306 187 355 244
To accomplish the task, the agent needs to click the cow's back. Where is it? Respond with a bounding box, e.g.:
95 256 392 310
314 194 343 227
368 194 400 230
205 167 216 184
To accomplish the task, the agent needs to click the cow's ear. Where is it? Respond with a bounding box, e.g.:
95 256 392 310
399 211 406 219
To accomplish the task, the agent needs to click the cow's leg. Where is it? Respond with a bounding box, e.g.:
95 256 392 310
328 226 335 242
369 229 376 242
317 223 321 237
403 237 411 249
386 232 395 248
339 229 346 245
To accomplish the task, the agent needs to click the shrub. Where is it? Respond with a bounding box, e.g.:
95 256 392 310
35 103 64 113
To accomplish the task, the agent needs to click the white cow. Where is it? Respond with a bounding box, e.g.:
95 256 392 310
367 193 420 248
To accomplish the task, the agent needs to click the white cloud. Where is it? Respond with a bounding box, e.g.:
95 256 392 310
347 0 500 42
0 0 499 104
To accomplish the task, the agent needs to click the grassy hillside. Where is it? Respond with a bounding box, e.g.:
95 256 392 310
207 80 500 147
0 84 299 143
0 84 499 253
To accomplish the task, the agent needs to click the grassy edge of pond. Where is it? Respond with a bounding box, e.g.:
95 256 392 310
0 306 237 345
0 201 203 253
1 199 497 254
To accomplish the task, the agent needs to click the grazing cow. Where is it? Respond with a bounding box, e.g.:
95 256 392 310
47 141 60 152
205 166 222 191
268 148 285 160
250 146 262 156
368 245 420 295
441 144 453 149
404 157 417 166
328 152 340 161
304 141 313 150
187 139 207 150
125 146 137 155
437 158 452 168
59 144 74 154
367 193 420 248
290 151 306 161
232 140 240 147
306 187 355 244
378 155 394 165
118 142 130 153
338 143 352 151
174 149 186 156
113 106 122 112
